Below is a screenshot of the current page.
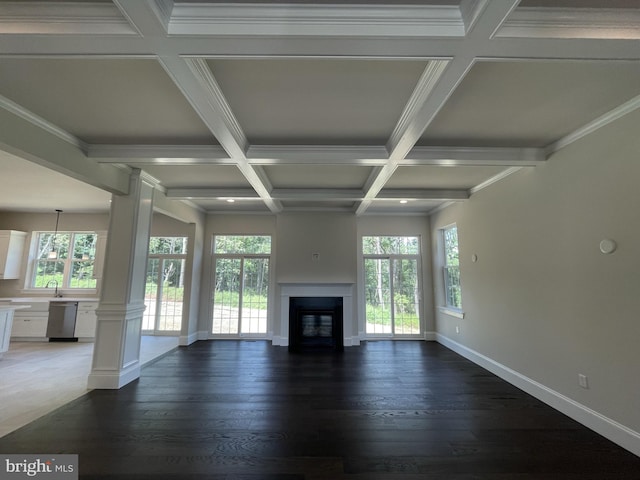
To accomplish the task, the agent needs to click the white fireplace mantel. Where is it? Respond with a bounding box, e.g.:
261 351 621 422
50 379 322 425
275 283 357 347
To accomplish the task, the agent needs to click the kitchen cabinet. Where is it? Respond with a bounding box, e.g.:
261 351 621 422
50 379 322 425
11 302 49 339
74 301 98 339
0 230 27 280
8 299 99 340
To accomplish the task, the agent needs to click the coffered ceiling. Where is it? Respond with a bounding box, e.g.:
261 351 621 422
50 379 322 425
0 0 639 215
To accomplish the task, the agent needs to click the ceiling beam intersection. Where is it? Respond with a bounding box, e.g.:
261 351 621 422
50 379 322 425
158 55 281 213
355 0 521 216
112 0 170 37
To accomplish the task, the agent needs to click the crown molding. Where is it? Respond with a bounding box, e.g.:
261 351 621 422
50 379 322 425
546 93 640 157
0 94 87 152
0 2 137 35
168 4 465 37
499 7 640 40
405 146 545 166
469 167 522 195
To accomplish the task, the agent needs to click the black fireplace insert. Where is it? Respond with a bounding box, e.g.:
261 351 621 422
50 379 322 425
289 296 343 352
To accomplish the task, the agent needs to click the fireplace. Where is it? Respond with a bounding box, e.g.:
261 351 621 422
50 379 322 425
278 283 355 348
289 297 343 352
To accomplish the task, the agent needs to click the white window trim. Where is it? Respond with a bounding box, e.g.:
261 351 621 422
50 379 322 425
24 230 99 295
439 224 464 315
438 306 465 319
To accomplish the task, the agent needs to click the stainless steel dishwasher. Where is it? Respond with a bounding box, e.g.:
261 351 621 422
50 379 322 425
46 301 79 341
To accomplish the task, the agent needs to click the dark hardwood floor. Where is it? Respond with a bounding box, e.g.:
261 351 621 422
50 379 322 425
1 340 639 479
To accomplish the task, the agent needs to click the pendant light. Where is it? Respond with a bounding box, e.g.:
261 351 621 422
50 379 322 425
48 209 63 259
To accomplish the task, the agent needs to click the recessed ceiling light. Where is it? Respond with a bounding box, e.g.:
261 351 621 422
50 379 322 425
226 199 235 203
400 200 408 204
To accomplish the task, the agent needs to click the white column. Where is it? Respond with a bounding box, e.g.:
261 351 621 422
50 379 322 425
87 169 155 389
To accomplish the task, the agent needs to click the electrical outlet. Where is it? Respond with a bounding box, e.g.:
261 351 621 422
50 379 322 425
578 374 589 389
455 325 460 334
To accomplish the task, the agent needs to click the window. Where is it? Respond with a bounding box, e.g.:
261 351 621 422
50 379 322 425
32 232 98 290
362 236 421 336
143 237 188 334
212 235 271 336
442 225 462 309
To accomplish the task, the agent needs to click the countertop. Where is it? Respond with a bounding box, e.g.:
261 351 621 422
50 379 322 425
0 304 30 311
0 297 100 304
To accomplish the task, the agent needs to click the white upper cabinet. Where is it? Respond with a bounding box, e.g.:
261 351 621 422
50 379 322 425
0 230 27 280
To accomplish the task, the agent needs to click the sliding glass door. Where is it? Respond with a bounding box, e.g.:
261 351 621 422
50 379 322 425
363 236 422 337
211 235 271 337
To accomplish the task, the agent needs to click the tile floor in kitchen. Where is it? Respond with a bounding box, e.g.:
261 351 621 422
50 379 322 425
0 336 178 437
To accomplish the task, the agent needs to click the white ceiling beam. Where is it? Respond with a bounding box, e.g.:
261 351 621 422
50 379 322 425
0 107 129 196
379 189 470 200
2 33 640 62
405 146 546 166
89 144 232 164
176 57 248 157
499 7 640 40
166 188 258 199
460 0 489 34
89 144 546 167
356 0 521 216
158 56 281 213
168 3 465 37
387 60 452 161
112 0 170 37
0 1 136 35
355 57 470 215
247 145 389 166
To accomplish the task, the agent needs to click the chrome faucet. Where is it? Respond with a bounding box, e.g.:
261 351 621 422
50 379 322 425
45 279 63 297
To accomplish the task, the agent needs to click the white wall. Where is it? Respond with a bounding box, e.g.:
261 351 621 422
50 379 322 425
276 212 357 284
430 109 640 453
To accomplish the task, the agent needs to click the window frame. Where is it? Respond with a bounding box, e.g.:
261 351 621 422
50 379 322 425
211 234 272 338
441 224 463 314
362 235 423 338
29 230 99 293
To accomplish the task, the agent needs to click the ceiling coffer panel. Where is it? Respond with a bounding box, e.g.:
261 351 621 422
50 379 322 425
264 165 373 189
419 60 640 148
206 58 429 145
0 58 218 145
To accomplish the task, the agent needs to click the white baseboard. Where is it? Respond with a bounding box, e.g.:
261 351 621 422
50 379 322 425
436 333 640 457
271 336 287 347
424 331 437 341
179 331 199 346
87 363 140 390
197 330 209 341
